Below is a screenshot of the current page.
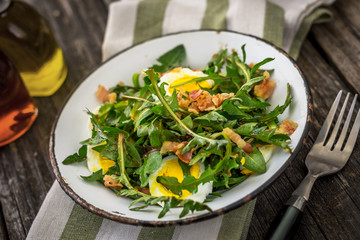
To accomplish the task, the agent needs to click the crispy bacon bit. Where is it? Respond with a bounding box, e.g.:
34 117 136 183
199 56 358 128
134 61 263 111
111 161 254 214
96 85 109 102
276 119 298 136
135 186 150 195
177 91 190 108
178 90 234 114
254 77 276 100
223 128 253 153
188 102 200 115
103 175 123 188
160 141 193 164
107 92 117 104
96 85 117 103
189 89 204 101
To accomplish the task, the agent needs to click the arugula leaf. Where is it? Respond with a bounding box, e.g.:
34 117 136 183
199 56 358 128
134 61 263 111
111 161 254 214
204 48 228 74
241 44 246 62
228 91 270 110
152 45 186 72
124 141 141 167
250 58 274 77
92 142 118 161
240 76 265 92
189 146 222 165
145 151 162 175
194 111 227 124
134 108 153 129
254 83 292 122
179 199 212 218
242 147 266 173
235 123 258 135
221 102 252 120
81 169 103 181
63 145 87 164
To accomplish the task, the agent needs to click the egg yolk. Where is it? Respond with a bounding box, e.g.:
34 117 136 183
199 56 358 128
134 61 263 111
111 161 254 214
93 150 115 174
99 158 116 174
168 76 212 95
151 158 200 199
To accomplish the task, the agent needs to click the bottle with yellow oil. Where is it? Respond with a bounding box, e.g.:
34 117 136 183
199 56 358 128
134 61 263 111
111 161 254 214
0 0 67 96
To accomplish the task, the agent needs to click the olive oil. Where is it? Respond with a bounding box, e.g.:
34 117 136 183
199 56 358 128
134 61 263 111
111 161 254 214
0 0 67 96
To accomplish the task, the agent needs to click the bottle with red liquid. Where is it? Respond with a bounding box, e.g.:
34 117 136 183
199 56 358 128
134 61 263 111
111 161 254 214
0 50 37 146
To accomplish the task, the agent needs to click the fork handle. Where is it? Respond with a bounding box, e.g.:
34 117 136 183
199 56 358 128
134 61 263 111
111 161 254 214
265 195 306 240
266 174 317 240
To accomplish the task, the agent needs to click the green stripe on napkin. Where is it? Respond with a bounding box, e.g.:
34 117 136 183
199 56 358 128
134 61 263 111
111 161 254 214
133 0 170 45
201 0 229 30
217 200 256 240
137 226 175 240
289 7 333 59
60 204 103 240
263 1 284 48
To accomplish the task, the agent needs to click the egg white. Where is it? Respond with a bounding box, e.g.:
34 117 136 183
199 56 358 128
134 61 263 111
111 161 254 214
259 145 274 163
159 68 214 96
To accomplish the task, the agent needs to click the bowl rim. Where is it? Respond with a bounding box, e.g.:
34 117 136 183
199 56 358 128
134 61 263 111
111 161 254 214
49 29 313 227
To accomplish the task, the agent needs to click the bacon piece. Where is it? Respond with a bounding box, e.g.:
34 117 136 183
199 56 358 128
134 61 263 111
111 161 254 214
188 102 200 115
254 78 276 100
96 85 109 102
177 90 233 114
214 93 234 107
103 175 123 188
96 85 117 103
135 186 150 195
189 89 203 101
107 92 117 104
276 119 298 136
223 128 253 153
160 141 193 164
242 143 253 153
177 91 190 108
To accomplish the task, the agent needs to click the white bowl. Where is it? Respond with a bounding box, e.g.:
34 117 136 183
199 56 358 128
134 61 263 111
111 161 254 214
50 30 312 226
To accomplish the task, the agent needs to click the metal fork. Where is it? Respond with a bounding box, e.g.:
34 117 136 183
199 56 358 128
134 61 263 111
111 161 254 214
266 91 360 240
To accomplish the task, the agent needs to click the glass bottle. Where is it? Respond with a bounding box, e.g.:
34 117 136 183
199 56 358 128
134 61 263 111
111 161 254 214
0 0 67 96
0 50 38 146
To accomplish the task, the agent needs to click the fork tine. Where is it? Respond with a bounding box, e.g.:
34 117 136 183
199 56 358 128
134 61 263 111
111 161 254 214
334 94 358 150
327 92 350 147
315 91 342 144
344 100 360 153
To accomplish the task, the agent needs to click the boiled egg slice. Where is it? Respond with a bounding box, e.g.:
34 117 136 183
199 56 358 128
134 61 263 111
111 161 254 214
159 67 214 96
149 155 213 202
87 143 116 174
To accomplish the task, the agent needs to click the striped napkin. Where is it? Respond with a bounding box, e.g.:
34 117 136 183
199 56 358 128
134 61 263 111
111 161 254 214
27 0 334 239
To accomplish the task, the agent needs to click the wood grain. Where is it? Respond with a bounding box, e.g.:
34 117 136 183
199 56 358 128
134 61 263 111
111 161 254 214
0 0 107 239
248 0 360 238
0 0 359 239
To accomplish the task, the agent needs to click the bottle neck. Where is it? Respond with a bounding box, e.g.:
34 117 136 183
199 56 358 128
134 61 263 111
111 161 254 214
0 0 11 14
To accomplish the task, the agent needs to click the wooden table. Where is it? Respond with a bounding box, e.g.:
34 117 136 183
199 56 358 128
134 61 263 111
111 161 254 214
1 0 359 239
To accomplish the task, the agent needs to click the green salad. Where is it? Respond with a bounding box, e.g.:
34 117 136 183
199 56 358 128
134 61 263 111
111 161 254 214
63 45 297 218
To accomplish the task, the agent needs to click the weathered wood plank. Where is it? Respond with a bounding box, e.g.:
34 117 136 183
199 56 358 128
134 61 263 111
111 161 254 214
0 0 108 239
309 0 360 93
0 200 10 240
248 16 360 237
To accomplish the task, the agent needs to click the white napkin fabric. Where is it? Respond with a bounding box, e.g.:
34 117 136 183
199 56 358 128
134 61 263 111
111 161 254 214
27 0 334 239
